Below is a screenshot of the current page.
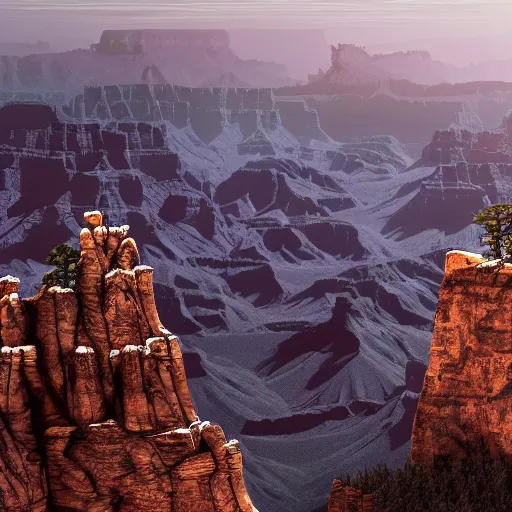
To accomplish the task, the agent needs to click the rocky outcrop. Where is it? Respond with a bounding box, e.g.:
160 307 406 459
421 127 510 166
325 44 391 85
0 211 256 511
382 123 512 239
328 481 375 512
326 250 512 510
411 251 512 464
298 44 436 88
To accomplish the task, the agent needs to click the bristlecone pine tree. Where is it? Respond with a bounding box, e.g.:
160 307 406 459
42 243 81 290
473 203 512 260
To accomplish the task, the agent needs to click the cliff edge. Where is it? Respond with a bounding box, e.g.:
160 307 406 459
411 250 512 464
0 211 257 511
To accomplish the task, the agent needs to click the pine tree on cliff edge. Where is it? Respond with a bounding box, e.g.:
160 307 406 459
473 203 512 261
42 243 81 290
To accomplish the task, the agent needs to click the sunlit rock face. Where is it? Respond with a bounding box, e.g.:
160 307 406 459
411 251 512 464
0 212 257 511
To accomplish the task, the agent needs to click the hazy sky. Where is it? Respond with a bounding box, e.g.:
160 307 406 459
0 0 510 51
1 0 511 24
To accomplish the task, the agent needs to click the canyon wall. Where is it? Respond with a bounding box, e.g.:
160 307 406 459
0 210 256 511
411 251 512 464
0 98 449 512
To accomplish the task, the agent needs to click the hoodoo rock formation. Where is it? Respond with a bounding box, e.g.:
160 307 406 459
0 211 256 511
411 250 512 464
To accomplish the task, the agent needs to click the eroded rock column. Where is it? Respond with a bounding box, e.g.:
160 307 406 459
0 210 258 512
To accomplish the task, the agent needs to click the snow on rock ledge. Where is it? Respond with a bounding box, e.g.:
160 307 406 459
0 211 257 512
444 250 485 275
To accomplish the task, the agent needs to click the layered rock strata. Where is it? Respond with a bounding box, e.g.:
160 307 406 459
328 480 375 512
411 251 512 464
0 210 256 511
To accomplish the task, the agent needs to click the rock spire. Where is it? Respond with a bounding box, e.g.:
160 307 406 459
0 210 257 511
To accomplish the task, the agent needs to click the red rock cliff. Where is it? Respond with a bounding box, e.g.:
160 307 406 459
411 250 512 464
0 211 257 511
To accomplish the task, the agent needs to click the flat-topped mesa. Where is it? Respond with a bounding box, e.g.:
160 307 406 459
94 29 231 55
0 211 257 511
411 250 512 465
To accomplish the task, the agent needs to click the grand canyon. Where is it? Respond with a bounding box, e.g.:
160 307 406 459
1 8 512 511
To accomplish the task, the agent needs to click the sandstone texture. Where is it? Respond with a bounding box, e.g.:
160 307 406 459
328 480 375 512
0 211 256 511
411 250 512 464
